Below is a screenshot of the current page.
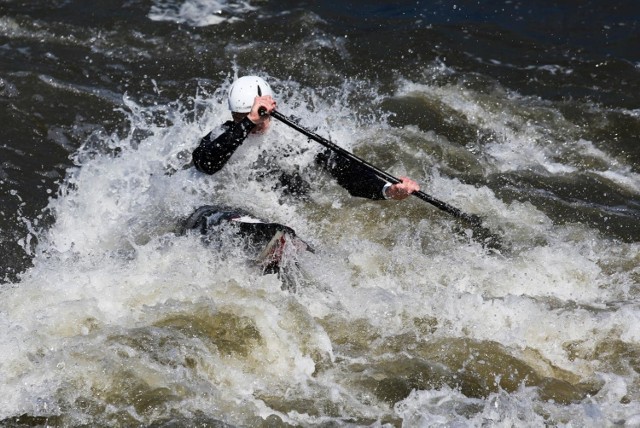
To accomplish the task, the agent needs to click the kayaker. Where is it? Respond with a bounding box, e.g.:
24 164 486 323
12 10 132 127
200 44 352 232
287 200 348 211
187 76 420 287
192 75 420 200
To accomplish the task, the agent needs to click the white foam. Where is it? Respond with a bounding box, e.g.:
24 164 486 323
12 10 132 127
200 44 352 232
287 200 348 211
393 78 640 199
148 0 258 27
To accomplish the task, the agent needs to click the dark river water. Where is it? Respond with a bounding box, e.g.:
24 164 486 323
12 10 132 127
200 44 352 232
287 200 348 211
1 0 639 426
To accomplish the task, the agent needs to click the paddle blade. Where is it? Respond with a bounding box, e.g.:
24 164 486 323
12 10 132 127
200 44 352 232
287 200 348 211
464 216 506 252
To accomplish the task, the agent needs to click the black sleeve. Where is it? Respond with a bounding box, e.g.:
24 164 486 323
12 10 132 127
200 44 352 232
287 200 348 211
316 149 388 200
192 117 256 175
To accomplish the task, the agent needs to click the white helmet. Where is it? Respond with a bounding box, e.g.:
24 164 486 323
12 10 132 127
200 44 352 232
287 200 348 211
227 75 273 113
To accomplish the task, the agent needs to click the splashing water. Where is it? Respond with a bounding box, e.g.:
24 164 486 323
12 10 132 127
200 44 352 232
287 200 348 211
148 0 257 27
2 0 640 425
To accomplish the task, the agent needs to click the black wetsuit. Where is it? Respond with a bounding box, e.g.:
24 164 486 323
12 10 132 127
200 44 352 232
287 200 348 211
192 117 389 200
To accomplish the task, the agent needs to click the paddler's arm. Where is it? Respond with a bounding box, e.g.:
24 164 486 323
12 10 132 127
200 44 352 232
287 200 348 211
316 150 419 200
192 118 256 174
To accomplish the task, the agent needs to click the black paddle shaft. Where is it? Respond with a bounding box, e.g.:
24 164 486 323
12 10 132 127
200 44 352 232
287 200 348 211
268 110 484 227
